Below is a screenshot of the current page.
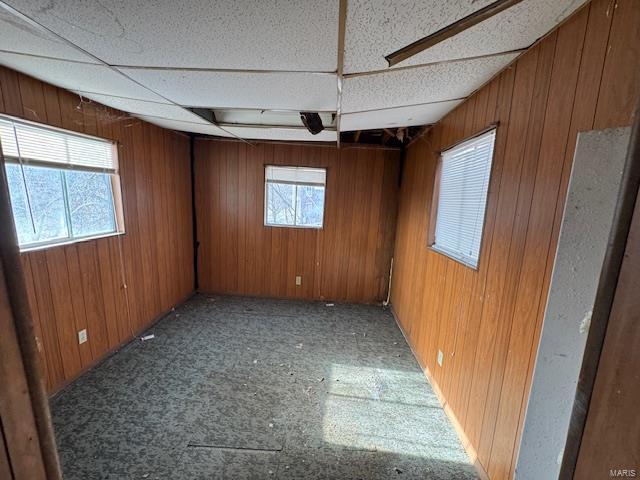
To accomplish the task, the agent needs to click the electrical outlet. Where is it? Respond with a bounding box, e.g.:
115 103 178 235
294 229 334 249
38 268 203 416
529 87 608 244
78 329 88 344
437 349 444 367
295 275 302 286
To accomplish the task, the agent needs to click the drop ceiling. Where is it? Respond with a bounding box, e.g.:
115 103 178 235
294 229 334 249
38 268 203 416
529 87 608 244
0 0 588 142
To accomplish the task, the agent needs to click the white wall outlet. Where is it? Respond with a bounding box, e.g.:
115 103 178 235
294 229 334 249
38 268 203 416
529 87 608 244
437 349 444 367
295 275 302 286
78 329 88 344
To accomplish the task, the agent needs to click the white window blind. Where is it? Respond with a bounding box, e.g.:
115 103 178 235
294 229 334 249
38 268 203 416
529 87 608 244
265 165 326 185
432 129 496 268
265 166 326 228
0 115 116 173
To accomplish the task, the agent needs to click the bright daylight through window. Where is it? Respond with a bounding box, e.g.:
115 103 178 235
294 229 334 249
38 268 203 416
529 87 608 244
0 115 122 250
431 128 496 269
265 165 326 228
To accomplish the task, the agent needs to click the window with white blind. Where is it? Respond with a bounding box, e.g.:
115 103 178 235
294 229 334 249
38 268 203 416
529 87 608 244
0 115 123 250
430 128 496 269
265 165 326 228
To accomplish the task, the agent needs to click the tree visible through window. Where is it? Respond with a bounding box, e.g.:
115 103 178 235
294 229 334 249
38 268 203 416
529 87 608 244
265 166 326 228
1 115 121 249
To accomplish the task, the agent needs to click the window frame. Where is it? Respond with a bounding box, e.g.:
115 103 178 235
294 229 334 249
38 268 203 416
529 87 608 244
263 164 327 230
0 115 124 252
427 126 498 270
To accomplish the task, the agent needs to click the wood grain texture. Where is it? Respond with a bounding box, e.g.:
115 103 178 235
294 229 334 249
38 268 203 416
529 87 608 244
194 139 400 303
0 66 194 394
0 262 47 479
389 1 640 478
0 427 11 480
574 190 640 478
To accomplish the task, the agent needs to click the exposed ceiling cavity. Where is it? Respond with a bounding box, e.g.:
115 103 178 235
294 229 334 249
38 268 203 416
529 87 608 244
340 99 463 132
211 110 337 130
0 0 588 142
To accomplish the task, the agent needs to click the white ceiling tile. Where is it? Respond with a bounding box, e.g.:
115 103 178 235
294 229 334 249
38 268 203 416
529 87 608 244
344 0 586 74
73 92 210 124
340 99 464 131
135 116 225 136
136 115 337 142
341 53 518 113
0 8 98 63
0 51 165 101
119 69 338 111
4 0 339 71
220 126 337 142
344 0 492 73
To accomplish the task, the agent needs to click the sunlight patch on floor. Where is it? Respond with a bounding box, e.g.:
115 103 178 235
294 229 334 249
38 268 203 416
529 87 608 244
322 363 471 464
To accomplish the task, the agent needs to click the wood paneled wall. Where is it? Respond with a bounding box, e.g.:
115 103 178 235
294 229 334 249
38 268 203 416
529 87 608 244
0 66 194 394
389 1 640 478
574 187 640 478
194 139 400 303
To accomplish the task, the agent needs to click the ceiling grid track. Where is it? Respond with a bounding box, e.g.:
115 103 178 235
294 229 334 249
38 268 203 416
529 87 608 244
0 0 589 142
335 0 348 148
0 0 254 144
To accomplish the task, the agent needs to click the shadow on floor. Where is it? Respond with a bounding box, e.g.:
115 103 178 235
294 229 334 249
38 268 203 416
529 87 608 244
50 294 477 479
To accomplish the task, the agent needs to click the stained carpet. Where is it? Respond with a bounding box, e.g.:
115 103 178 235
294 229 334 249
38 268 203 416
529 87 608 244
51 294 477 479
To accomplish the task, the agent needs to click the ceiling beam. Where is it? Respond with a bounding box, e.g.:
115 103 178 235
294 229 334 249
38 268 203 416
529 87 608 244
335 0 348 148
385 0 525 67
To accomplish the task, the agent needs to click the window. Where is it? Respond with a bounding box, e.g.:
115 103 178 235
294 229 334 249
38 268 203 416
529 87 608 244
0 115 122 250
430 128 496 269
264 165 326 228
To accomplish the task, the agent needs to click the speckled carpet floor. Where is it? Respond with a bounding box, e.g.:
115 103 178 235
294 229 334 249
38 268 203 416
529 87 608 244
50 294 477 480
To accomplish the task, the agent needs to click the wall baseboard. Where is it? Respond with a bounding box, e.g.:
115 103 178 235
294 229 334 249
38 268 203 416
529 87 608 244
389 305 491 480
196 288 385 306
48 291 195 398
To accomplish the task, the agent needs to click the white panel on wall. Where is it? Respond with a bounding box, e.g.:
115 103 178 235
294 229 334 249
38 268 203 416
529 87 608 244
73 92 210 124
343 0 586 74
0 9 98 63
341 53 518 113
517 127 632 480
119 68 338 111
0 51 164 101
3 0 339 71
340 99 463 131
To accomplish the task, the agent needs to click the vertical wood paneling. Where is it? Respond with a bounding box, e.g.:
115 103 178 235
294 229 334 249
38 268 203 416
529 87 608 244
195 139 400 303
28 251 64 390
389 1 639 478
489 10 590 479
0 428 11 480
65 245 93 368
77 243 109 360
574 192 640 479
0 66 194 394
0 263 47 480
20 256 48 387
